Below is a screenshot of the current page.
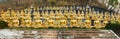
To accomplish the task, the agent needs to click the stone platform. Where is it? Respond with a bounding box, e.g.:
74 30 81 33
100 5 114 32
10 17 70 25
0 29 119 39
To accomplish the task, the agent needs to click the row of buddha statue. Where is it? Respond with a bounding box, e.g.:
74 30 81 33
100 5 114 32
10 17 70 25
29 6 96 11
0 7 120 28
38 6 88 10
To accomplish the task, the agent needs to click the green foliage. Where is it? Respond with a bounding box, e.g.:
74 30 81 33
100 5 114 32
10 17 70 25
47 0 57 6
105 21 120 30
109 0 118 6
0 20 8 29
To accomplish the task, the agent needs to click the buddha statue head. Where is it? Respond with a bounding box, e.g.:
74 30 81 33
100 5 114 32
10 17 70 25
60 20 67 25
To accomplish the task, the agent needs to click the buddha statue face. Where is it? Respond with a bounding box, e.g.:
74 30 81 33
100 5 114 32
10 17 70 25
103 21 108 26
71 20 77 25
38 22 42 24
60 20 66 25
48 20 54 26
94 22 99 26
77 18 81 21
14 22 19 26
49 22 53 25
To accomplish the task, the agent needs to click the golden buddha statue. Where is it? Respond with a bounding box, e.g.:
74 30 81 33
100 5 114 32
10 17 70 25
61 15 67 20
44 11 49 18
76 16 83 27
111 13 116 22
94 20 101 28
69 10 74 19
33 11 38 17
24 13 32 27
12 16 19 27
5 10 13 27
55 11 59 16
104 12 110 21
102 21 108 27
47 19 55 27
88 10 92 17
19 10 25 27
84 20 91 28
72 11 77 19
58 11 63 17
81 11 85 19
91 11 97 20
70 19 78 27
85 12 90 20
11 11 19 27
99 13 104 20
117 14 120 22
49 11 55 18
54 13 61 27
60 19 68 28
64 10 69 18
1 11 7 21
34 19 43 28
77 11 81 17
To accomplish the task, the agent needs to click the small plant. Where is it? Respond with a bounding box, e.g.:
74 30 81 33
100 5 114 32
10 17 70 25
105 21 120 30
0 20 9 29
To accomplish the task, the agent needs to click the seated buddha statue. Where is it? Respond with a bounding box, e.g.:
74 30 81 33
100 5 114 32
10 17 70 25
49 11 55 19
104 12 110 21
84 20 91 28
102 21 108 27
88 10 92 17
44 11 49 18
11 11 19 27
81 11 85 19
70 19 78 27
12 16 19 27
91 12 97 20
77 11 81 17
99 13 104 20
69 11 74 19
111 14 116 22
34 19 43 28
60 19 68 28
24 13 32 27
64 10 69 18
47 19 55 27
117 14 120 22
76 16 83 27
94 20 101 28
72 12 77 19
0 10 5 19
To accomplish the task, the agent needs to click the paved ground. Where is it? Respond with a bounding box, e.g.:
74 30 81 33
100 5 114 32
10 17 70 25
0 29 119 39
113 30 120 38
